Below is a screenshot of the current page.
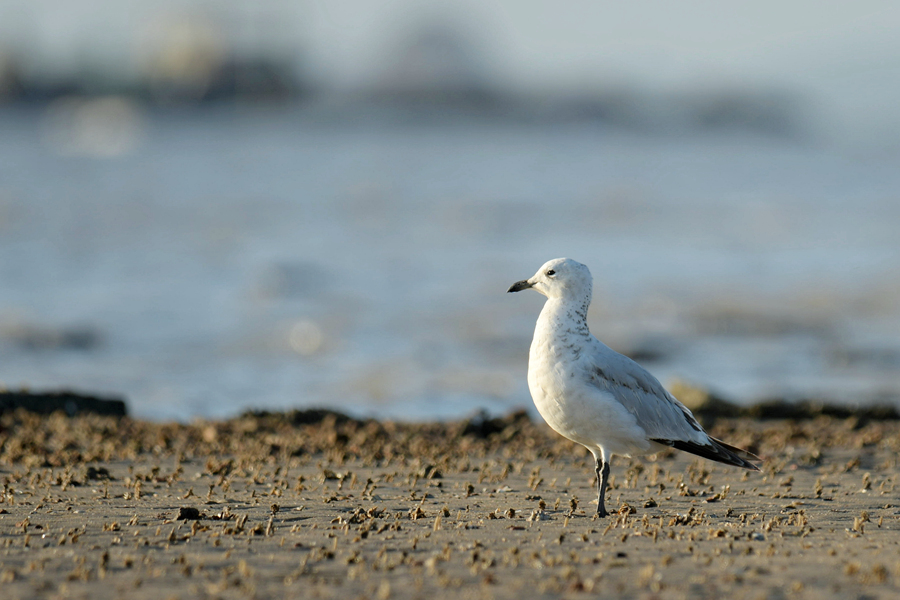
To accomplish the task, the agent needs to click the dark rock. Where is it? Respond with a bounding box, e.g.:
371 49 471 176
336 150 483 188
0 390 127 416
176 507 203 520
461 409 531 439
241 408 358 427
86 466 113 481
745 400 900 422
668 380 900 424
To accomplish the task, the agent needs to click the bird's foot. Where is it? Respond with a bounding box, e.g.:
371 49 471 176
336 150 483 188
596 507 609 518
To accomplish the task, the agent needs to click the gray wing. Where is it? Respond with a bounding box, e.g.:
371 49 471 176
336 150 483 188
587 345 707 444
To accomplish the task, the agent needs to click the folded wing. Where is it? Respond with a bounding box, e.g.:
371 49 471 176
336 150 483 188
588 343 759 470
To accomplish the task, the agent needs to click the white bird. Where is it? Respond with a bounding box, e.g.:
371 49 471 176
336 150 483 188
508 258 759 517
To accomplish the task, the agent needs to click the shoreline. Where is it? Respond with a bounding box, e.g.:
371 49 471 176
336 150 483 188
1 410 899 599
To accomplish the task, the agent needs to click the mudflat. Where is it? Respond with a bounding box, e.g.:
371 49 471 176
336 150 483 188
1 409 898 599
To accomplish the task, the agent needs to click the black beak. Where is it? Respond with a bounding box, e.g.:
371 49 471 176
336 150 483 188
507 279 533 293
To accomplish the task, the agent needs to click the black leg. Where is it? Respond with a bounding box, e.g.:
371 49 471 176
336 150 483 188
595 457 610 517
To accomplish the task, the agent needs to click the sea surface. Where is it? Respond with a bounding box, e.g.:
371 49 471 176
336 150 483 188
0 104 898 421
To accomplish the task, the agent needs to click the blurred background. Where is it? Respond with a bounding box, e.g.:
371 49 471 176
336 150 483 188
0 1 898 421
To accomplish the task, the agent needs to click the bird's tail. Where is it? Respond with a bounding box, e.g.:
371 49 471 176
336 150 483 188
652 437 760 471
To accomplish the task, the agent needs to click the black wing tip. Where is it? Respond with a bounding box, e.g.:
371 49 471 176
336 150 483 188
652 437 761 471
711 436 762 470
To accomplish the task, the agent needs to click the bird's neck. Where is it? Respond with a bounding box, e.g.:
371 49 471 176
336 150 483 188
536 296 591 340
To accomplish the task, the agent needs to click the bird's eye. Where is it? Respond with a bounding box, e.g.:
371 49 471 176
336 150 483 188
546 270 556 276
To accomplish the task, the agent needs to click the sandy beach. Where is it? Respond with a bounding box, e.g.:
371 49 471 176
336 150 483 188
1 408 899 599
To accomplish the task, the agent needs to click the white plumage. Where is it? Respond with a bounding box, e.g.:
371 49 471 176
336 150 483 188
509 257 759 517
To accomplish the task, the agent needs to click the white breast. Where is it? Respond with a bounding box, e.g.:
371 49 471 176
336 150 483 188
526 303 651 457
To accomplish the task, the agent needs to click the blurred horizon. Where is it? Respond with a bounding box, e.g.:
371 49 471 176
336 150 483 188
1 1 899 146
0 2 898 421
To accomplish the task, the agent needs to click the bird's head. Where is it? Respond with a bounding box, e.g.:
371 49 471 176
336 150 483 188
507 258 593 301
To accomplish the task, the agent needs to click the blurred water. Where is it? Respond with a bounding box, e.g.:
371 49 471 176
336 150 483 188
0 104 898 421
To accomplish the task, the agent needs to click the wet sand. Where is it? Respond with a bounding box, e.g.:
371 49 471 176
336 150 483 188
1 409 899 599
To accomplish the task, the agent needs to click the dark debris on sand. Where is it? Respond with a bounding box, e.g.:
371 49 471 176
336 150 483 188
2 406 900 600
1 405 899 473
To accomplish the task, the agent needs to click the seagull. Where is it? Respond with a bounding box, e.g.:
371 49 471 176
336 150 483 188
508 258 759 517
